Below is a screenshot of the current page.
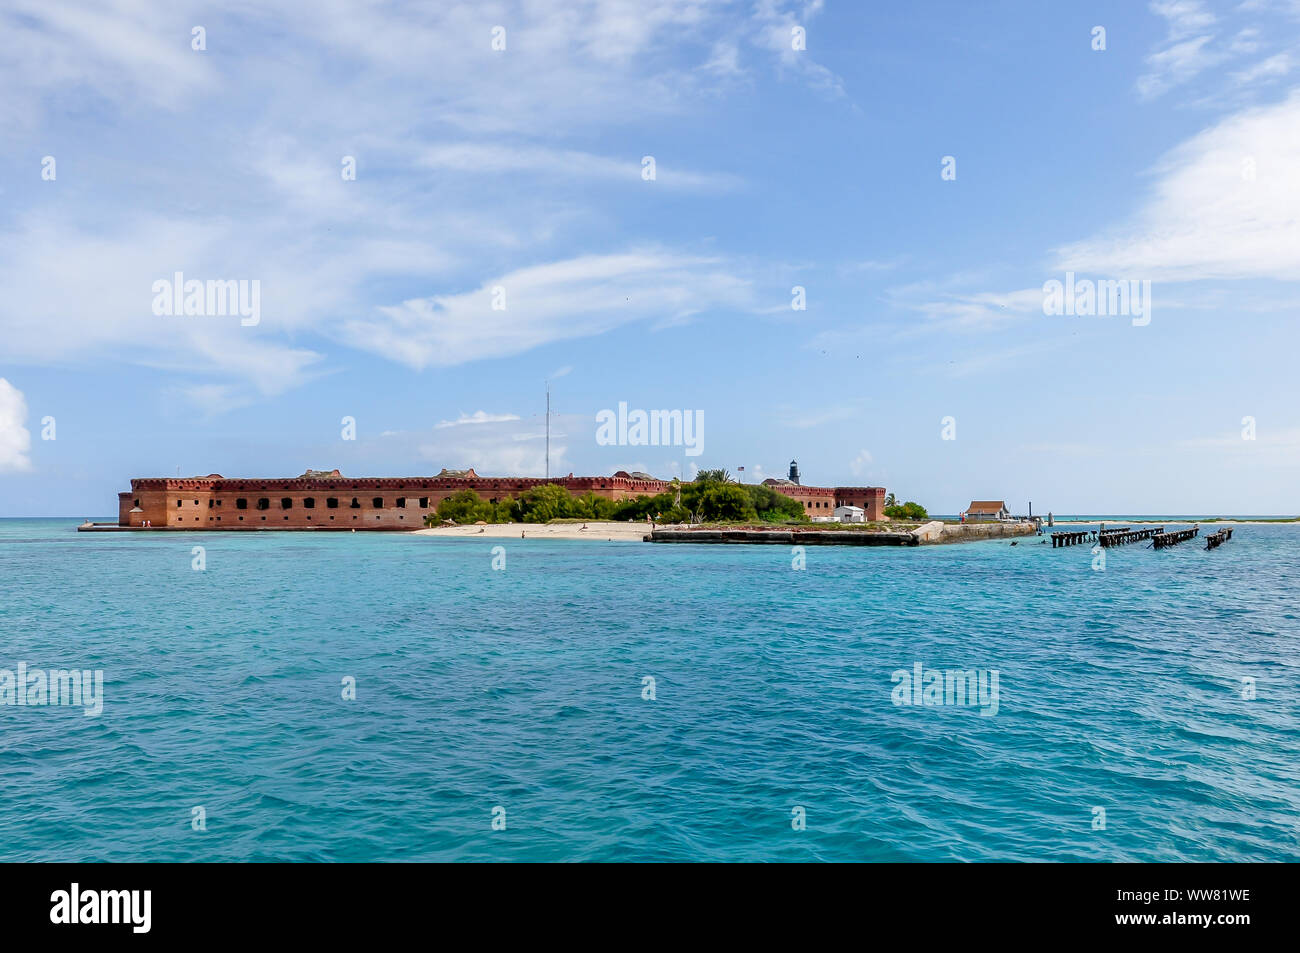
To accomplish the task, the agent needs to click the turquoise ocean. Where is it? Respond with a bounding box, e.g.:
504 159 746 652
1 518 1296 861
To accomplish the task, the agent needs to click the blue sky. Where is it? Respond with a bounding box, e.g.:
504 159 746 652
2 0 1298 516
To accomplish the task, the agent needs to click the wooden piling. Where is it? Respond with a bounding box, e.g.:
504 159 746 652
1152 526 1199 550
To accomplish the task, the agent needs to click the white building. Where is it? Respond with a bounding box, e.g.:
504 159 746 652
834 505 865 523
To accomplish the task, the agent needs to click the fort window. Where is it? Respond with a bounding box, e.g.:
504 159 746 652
209 500 214 508
177 499 182 507
395 497 406 508
281 498 293 509
257 498 270 510
326 498 338 508
304 498 315 509
372 497 383 508
236 498 248 509
134 499 140 507
350 498 360 508
419 497 429 508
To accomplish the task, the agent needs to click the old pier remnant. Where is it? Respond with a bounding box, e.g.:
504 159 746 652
1205 527 1234 551
1152 526 1200 550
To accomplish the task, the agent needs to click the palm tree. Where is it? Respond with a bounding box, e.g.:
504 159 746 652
885 492 897 508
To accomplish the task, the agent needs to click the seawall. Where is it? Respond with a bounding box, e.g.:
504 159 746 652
647 520 1038 546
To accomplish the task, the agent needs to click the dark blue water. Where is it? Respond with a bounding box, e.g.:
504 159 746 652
1 518 1296 861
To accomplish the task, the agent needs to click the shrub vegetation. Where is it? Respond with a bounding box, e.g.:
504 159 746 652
423 470 808 526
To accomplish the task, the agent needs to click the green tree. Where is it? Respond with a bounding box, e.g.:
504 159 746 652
690 483 757 522
513 483 575 522
884 501 928 521
694 468 732 485
434 489 498 524
744 483 806 521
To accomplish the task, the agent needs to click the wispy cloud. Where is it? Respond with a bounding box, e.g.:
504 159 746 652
345 251 754 368
419 144 743 191
436 411 522 429
1137 0 1297 101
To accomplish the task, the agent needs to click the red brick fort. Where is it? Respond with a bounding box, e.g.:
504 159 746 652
115 463 885 529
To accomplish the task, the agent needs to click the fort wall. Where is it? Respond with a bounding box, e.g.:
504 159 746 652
118 471 888 529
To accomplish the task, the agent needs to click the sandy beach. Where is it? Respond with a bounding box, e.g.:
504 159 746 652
412 521 651 541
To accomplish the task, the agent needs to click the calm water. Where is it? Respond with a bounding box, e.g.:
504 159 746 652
1 518 1297 862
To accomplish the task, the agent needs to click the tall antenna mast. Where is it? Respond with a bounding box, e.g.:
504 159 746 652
545 381 550 480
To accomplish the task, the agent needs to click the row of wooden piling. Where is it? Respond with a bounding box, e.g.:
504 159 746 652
1051 530 1095 547
1099 527 1163 547
1205 527 1234 550
1050 526 1138 547
1152 526 1200 549
1052 524 1229 552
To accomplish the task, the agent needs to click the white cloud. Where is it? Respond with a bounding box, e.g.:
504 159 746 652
1153 0 1217 40
1055 91 1300 281
904 288 1045 333
419 144 742 191
436 411 522 429
346 251 754 369
0 379 32 472
751 0 844 96
1230 52 1293 85
0 0 214 123
1138 34 1220 100
416 413 582 477
849 449 872 476
1136 0 1299 101
0 0 827 401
